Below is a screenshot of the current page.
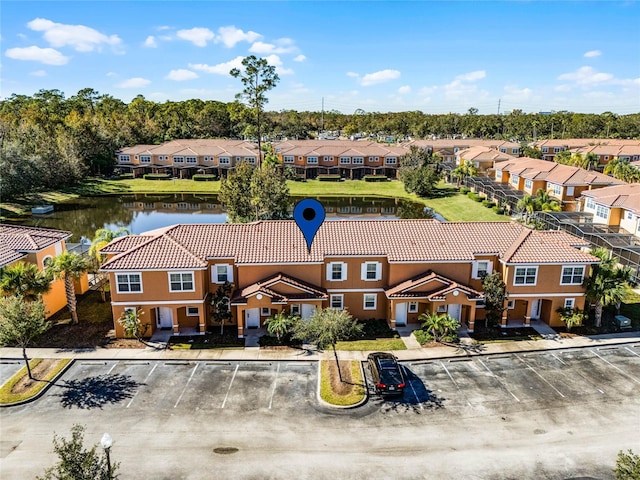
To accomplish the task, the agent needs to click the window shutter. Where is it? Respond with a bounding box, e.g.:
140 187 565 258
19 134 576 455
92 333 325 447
361 263 367 281
227 265 234 283
326 263 333 281
342 263 347 280
471 262 478 279
376 262 382 280
486 262 493 275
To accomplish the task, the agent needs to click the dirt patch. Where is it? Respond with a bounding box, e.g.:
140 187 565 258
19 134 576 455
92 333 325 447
327 360 355 395
11 358 61 395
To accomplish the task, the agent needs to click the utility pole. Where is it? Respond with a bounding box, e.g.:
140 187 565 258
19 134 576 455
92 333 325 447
497 99 501 115
321 97 324 133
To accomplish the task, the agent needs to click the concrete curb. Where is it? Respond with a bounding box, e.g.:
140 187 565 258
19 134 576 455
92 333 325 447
0 358 75 408
316 360 368 410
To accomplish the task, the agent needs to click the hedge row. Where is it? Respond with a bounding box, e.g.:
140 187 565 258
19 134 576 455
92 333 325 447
363 175 388 182
192 174 218 181
143 173 171 180
317 175 343 182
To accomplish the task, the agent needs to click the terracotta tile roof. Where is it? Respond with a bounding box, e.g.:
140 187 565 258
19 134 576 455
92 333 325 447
100 220 599 271
231 272 328 305
386 270 483 300
502 230 599 264
0 224 71 267
581 183 640 214
457 146 518 163
99 235 156 254
495 158 623 186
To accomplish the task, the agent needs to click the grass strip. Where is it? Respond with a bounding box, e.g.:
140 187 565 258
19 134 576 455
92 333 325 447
0 358 71 404
319 360 366 407
335 338 407 351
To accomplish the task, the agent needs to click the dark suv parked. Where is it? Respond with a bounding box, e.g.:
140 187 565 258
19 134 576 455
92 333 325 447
367 352 405 397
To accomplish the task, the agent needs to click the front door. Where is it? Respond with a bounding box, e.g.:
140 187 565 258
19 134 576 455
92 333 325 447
157 307 173 329
395 303 407 326
530 299 541 320
245 308 260 328
301 304 315 320
448 304 462 321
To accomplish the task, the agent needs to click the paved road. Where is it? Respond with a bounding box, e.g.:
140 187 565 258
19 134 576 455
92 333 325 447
1 344 640 479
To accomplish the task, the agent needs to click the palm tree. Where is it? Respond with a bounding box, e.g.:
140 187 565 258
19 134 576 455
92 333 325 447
0 262 51 301
516 194 537 222
451 160 477 187
46 252 91 325
89 227 130 301
264 311 299 343
585 248 635 328
535 188 561 212
418 312 460 343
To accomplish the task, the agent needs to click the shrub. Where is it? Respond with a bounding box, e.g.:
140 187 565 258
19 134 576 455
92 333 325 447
460 187 470 194
192 174 218 181
474 195 484 202
413 329 433 345
143 173 171 180
467 191 476 199
118 173 134 180
317 175 343 182
482 200 496 208
492 206 505 214
363 175 388 182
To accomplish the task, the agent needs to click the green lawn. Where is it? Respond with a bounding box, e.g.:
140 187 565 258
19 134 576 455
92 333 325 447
2 177 507 222
335 338 407 350
319 360 366 406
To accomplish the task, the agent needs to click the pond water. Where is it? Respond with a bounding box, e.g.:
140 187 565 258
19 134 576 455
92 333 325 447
15 194 443 242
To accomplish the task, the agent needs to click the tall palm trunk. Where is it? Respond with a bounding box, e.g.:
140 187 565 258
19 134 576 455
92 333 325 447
594 303 604 328
64 276 79 324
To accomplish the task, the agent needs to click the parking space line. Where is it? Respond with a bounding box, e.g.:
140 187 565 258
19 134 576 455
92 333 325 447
624 347 640 357
553 353 605 394
403 367 423 410
106 362 117 375
591 350 640 385
478 359 520 402
441 362 472 407
551 353 567 366
174 363 199 408
268 363 280 409
515 355 565 398
126 363 157 408
221 364 239 409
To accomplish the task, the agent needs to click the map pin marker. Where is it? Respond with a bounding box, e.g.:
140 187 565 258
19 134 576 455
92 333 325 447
293 198 325 253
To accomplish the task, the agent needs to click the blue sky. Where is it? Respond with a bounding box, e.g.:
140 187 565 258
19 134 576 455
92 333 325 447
2 1 639 114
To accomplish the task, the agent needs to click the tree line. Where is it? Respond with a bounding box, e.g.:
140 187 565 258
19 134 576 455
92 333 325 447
1 88 639 198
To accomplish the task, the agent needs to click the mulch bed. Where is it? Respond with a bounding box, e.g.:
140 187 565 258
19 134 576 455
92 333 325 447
327 360 355 396
10 358 59 395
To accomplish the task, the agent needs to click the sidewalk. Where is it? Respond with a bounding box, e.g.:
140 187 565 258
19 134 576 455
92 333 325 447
1 331 638 363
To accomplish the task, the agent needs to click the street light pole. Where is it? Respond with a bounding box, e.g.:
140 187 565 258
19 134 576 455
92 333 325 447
100 432 112 479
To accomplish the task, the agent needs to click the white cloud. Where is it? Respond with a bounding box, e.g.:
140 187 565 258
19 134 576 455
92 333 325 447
144 36 157 48
359 69 401 86
265 54 293 75
558 66 613 86
27 18 122 52
216 25 261 47
5 46 69 65
584 50 601 58
30 70 47 76
454 70 486 82
117 77 151 88
106 71 118 77
166 69 198 81
249 37 298 55
176 27 215 47
398 85 411 94
293 54 306 62
190 56 245 75
442 70 487 99
502 84 533 102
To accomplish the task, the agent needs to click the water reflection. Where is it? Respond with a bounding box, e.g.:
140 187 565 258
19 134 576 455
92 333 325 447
16 194 441 242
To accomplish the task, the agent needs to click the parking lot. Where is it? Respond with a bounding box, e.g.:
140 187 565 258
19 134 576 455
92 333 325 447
2 343 640 479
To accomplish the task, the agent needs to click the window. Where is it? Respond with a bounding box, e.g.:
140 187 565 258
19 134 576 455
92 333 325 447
369 156 379 163
307 156 318 164
500 148 507 153
542 147 549 153
511 175 519 185
585 198 595 210
514 266 538 285
626 211 633 220
42 256 53 268
213 264 233 284
169 272 194 292
339 157 351 164
561 266 585 285
219 157 230 165
595 205 609 220
496 170 503 180
363 294 377 310
119 154 130 162
283 156 294 163
186 307 199 317
290 304 301 316
352 157 364 165
323 156 333 162
436 305 448 313
261 307 271 316
554 147 561 153
361 262 382 281
140 155 151 163
564 298 575 309
473 260 491 279
524 179 533 190
174 156 184 163
186 156 197 164
330 294 343 310
385 157 397 165
116 273 142 293
408 302 418 313
549 183 562 196
507 300 515 309
512 148 518 154
245 157 256 164
327 262 347 281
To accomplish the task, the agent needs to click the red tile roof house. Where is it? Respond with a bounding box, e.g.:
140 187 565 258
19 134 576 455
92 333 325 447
0 225 90 318
454 146 518 176
493 157 625 211
406 139 521 163
569 143 640 169
531 139 640 162
579 183 640 239
99 220 599 338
